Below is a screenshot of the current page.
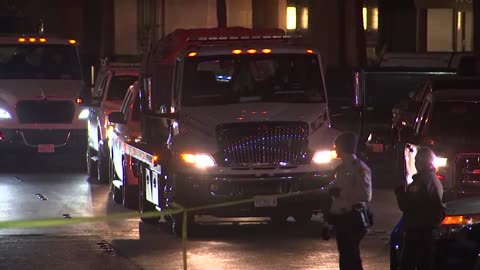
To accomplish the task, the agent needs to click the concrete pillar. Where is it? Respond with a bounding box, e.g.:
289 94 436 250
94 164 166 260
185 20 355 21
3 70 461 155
227 0 252 28
114 0 138 56
164 0 217 35
344 0 366 67
252 0 279 28
309 0 341 67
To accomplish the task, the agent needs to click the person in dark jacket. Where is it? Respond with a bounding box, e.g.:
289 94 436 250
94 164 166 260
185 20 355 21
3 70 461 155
395 147 445 270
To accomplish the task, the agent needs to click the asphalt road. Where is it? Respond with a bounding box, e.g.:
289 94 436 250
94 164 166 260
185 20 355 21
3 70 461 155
0 154 401 270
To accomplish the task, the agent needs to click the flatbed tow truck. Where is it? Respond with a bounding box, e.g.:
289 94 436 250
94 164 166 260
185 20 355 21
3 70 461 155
109 27 341 233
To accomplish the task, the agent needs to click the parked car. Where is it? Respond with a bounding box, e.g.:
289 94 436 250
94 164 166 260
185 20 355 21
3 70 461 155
107 81 141 208
399 88 480 200
86 62 139 182
392 76 480 142
391 196 480 270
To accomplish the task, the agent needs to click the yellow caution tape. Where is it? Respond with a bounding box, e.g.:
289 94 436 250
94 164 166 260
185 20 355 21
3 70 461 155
0 187 330 270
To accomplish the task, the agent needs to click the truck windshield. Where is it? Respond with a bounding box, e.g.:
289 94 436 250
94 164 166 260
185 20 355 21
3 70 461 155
182 54 325 106
0 44 81 80
428 100 480 135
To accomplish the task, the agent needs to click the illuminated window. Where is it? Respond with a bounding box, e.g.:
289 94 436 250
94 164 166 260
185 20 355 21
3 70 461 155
371 8 378 30
286 6 297 30
457 11 462 31
301 7 308 29
362 7 367 30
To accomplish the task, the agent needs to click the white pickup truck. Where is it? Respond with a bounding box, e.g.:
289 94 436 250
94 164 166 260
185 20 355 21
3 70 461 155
0 35 89 161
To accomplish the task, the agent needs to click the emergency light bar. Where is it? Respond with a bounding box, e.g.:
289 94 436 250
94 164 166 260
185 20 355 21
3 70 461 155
17 37 76 44
187 34 302 42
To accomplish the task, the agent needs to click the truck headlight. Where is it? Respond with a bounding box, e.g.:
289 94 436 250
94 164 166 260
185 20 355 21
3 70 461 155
434 156 447 168
312 150 337 164
78 108 90 119
181 153 216 169
0 108 11 119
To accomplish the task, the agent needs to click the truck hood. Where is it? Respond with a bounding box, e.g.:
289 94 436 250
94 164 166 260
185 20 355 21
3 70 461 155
172 103 336 153
181 103 328 135
0 80 83 105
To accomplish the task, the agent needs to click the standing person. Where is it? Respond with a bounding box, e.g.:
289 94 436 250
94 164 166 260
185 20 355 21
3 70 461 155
395 147 445 270
327 132 373 270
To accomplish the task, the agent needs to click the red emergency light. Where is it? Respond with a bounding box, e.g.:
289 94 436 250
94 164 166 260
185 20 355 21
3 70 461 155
76 98 83 104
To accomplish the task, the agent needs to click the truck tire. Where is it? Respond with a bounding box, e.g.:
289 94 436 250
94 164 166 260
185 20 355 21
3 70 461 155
122 158 139 210
97 141 110 183
86 147 98 179
138 165 160 224
171 212 195 237
293 212 312 224
269 214 288 225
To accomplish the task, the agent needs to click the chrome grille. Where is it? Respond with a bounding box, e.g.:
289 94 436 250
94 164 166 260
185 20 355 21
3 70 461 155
16 100 75 124
217 122 309 166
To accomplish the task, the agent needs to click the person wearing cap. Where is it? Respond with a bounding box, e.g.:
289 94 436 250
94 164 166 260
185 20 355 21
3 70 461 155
395 147 445 270
326 131 372 270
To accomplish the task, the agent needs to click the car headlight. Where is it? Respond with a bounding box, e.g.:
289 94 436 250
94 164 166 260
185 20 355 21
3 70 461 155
78 108 90 119
0 108 11 119
440 215 480 235
181 153 216 169
433 156 447 168
312 150 338 164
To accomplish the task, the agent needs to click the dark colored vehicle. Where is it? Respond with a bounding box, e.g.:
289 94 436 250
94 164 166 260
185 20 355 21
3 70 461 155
329 52 473 167
392 77 480 143
390 197 480 270
400 88 480 201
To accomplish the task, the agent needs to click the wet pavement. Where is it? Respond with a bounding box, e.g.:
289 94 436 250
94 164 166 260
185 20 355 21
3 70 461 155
0 154 401 270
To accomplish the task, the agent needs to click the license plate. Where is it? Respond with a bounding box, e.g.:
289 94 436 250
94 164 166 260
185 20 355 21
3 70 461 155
254 196 277 208
38 144 55 153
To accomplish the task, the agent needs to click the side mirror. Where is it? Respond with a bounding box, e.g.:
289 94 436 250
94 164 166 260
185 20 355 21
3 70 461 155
399 126 418 144
108 111 126 124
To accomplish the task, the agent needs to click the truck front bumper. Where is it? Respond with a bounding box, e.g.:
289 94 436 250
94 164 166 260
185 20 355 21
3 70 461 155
171 171 334 217
0 129 87 153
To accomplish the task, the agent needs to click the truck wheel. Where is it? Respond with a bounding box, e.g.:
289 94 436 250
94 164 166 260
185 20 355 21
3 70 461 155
139 167 160 224
112 184 123 204
293 212 312 224
171 213 195 237
86 147 98 179
269 214 288 225
97 141 109 183
122 158 139 210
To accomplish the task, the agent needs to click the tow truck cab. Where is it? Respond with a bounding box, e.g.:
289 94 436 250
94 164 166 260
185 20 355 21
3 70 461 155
131 28 341 226
0 35 88 155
